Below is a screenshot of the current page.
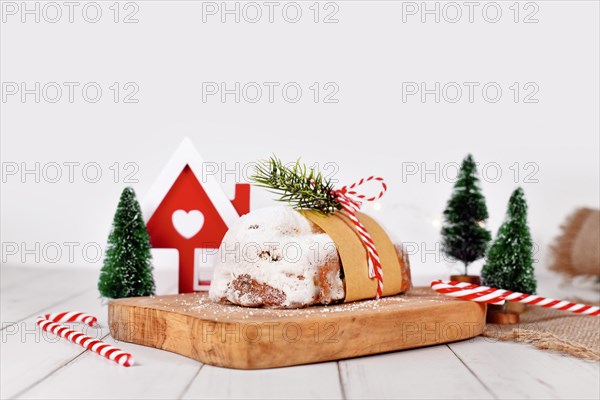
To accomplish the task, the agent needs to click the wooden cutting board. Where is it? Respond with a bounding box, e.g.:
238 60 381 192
109 287 486 369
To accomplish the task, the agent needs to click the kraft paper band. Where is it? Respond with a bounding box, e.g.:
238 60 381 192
300 210 402 302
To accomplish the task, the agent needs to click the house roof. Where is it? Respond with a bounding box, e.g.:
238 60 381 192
142 137 240 227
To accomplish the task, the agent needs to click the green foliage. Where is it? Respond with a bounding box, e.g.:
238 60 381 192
251 156 341 214
482 187 537 294
441 154 492 275
98 187 155 298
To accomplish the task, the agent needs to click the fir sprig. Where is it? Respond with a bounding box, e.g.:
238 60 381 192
251 157 341 214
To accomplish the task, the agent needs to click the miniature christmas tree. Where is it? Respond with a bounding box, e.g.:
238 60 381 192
98 187 155 298
441 154 492 275
482 187 536 294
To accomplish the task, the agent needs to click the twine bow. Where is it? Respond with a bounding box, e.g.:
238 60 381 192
332 176 387 298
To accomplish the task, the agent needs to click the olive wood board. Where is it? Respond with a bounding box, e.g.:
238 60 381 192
108 287 487 369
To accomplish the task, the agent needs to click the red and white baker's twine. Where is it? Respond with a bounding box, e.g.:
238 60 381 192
431 280 600 316
37 312 135 367
333 176 387 298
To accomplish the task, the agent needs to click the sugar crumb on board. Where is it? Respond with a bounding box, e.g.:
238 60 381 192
145 291 447 321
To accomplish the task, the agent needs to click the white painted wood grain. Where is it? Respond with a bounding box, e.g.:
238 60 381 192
3 267 599 400
182 362 343 400
16 337 202 400
1 266 178 328
1 267 97 325
1 267 53 291
448 337 600 400
1 291 108 399
1 266 186 399
339 345 494 399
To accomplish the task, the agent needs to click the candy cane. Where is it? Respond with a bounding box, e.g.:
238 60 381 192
37 312 135 367
40 311 98 326
431 280 600 316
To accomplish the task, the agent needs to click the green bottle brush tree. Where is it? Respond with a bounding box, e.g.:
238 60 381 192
441 154 492 278
482 187 536 322
98 187 155 299
482 187 537 294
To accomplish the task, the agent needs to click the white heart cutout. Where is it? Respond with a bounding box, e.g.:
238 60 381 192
172 210 205 239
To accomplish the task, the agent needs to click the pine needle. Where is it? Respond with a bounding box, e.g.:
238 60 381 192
251 157 341 214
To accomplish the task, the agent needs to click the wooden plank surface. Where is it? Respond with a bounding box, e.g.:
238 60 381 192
2 266 599 400
339 345 494 399
1 288 106 399
182 363 343 400
1 266 181 399
1 267 55 291
448 337 600 400
108 289 486 369
16 336 202 400
1 267 96 327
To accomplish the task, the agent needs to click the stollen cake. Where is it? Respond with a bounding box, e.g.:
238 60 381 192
209 206 411 308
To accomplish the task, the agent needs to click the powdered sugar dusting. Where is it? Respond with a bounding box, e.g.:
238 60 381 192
209 206 345 308
152 288 445 322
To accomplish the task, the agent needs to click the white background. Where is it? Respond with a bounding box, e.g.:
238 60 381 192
1 1 599 287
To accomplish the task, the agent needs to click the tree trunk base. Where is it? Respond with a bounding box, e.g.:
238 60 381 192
506 302 527 314
487 305 519 324
450 275 481 285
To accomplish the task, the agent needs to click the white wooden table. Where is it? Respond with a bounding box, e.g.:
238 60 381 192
2 266 599 399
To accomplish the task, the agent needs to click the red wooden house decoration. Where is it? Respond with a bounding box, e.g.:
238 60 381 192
142 138 250 293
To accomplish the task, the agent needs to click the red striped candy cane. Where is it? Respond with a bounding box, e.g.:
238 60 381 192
41 311 98 326
37 312 135 367
431 280 600 316
333 176 387 298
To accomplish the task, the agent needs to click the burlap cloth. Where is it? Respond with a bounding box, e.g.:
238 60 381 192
550 208 600 278
483 305 600 361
